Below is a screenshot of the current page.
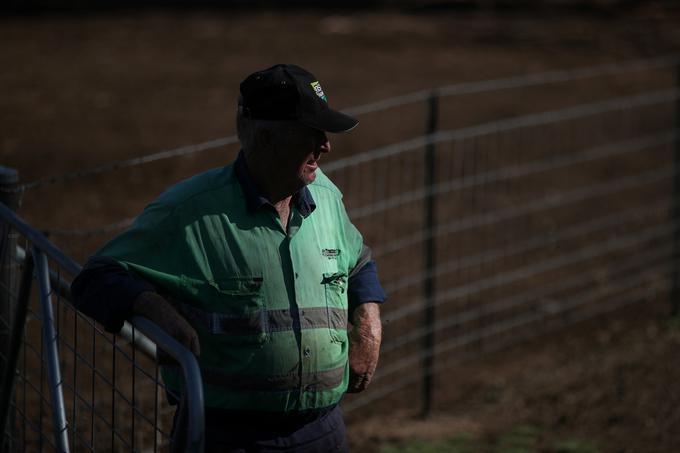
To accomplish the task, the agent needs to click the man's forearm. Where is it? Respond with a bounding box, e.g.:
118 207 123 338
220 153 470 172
133 291 201 357
352 302 382 343
71 256 155 333
347 302 382 393
72 260 200 357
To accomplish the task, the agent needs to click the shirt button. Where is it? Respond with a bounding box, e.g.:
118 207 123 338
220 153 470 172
303 347 311 357
295 272 299 279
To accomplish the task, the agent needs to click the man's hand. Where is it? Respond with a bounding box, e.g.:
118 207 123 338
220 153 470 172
132 292 201 361
347 302 382 393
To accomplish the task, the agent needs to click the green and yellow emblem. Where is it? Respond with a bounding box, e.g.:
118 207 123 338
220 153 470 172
310 81 328 102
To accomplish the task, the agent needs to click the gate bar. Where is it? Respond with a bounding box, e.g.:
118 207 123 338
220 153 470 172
34 247 70 453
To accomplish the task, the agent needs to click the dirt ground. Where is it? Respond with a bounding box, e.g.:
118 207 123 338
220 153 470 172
349 300 680 452
2 5 680 452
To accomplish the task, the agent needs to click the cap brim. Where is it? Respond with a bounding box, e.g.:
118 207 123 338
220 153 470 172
301 108 358 133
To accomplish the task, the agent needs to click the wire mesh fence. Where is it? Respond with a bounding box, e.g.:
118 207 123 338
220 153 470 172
335 75 678 415
1 55 678 448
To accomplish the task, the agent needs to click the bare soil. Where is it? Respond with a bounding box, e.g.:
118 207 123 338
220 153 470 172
349 300 680 452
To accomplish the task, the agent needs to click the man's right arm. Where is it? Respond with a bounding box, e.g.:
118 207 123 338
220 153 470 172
71 256 155 333
71 257 200 356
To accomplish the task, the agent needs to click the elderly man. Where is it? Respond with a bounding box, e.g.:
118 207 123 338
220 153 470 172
71 64 385 452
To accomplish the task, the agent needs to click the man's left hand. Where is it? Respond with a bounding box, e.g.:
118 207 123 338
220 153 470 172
347 302 382 393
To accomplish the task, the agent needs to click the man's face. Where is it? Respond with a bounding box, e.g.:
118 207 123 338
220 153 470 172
276 124 331 189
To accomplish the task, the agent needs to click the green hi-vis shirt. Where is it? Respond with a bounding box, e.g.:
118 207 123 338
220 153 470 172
96 162 363 412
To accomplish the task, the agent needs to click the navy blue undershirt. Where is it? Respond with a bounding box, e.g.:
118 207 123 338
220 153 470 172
71 152 386 333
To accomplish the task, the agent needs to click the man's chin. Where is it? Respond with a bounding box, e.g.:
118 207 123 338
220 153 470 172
305 170 317 185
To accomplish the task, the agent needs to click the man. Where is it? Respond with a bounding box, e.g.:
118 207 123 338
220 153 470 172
71 64 385 452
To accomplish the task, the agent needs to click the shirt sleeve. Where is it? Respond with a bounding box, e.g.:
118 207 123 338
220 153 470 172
70 256 156 333
348 260 386 314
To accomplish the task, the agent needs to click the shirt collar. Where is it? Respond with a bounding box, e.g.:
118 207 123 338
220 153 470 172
234 150 316 218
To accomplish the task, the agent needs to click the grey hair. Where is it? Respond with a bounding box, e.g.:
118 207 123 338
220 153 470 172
236 107 305 156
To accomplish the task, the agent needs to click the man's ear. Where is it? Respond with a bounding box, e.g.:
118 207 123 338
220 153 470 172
259 128 274 150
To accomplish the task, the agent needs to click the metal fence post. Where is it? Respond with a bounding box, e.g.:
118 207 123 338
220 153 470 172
0 254 33 453
673 66 680 317
0 167 20 453
421 91 439 418
0 167 20 377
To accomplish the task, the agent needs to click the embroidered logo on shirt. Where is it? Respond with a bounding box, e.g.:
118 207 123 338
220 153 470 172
322 248 340 259
310 81 327 102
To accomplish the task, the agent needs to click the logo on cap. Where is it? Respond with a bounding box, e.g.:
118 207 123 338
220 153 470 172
310 81 327 102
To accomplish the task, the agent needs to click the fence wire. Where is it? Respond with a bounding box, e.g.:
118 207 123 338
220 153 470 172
42 88 679 239
15 53 680 198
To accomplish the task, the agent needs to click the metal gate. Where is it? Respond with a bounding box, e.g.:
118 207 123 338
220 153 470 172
0 202 204 452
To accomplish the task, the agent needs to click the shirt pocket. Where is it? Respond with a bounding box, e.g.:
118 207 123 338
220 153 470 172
178 275 268 345
322 272 348 344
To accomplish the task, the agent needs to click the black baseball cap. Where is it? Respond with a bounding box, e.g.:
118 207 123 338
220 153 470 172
239 64 358 133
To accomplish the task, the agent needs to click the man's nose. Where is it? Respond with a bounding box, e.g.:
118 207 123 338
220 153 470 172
319 135 331 153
